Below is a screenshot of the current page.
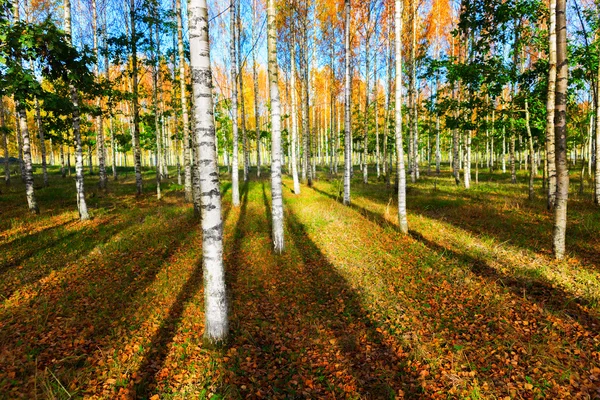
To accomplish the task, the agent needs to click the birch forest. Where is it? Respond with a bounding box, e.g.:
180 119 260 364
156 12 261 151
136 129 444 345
2 0 600 397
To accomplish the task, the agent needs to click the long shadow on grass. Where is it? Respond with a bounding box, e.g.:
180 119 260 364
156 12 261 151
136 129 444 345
310 186 399 231
0 207 199 396
314 182 600 336
223 181 422 398
134 255 205 396
408 229 600 333
355 178 600 267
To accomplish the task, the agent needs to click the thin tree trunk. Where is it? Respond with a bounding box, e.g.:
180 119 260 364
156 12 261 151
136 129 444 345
150 20 162 200
252 0 261 178
343 0 351 205
290 36 301 195
65 0 89 220
595 44 600 204
237 5 249 182
176 0 191 201
267 0 284 253
130 0 143 195
553 0 568 260
363 7 371 184
230 0 240 206
35 97 48 187
1 99 9 185
93 0 107 190
189 0 228 343
395 0 408 233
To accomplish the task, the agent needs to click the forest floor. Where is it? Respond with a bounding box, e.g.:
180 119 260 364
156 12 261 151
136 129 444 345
1 164 600 399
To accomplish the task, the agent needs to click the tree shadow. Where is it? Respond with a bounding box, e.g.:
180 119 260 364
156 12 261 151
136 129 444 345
408 229 600 333
0 207 199 396
222 182 422 398
133 253 205 396
310 186 399 232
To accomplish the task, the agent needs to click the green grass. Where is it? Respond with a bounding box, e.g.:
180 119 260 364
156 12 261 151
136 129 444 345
0 163 599 399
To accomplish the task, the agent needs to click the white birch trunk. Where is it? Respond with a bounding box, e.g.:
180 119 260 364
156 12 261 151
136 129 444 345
267 0 285 253
395 0 408 233
189 0 228 343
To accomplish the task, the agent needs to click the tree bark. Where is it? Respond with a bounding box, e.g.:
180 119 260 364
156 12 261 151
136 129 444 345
395 0 408 233
65 0 90 220
93 0 107 190
176 0 191 201
35 97 48 187
267 0 285 253
343 0 352 205
553 0 568 260
130 0 143 195
230 0 240 206
252 0 261 178
1 99 9 185
290 36 301 195
189 0 228 343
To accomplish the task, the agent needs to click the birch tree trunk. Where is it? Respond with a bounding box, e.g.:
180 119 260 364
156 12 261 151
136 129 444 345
267 0 285 253
363 6 371 185
252 0 261 178
553 0 568 260
1 99 9 185
189 0 228 343
595 40 600 205
343 0 351 205
93 0 107 190
290 36 301 195
65 0 89 220
395 0 408 233
130 0 143 195
230 0 240 207
150 21 162 200
35 97 48 187
237 5 249 182
176 0 192 201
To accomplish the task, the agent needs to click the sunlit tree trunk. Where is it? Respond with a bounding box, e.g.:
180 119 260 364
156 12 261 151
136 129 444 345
267 0 285 253
363 5 371 184
596 58 600 205
230 0 240 206
237 5 249 182
343 0 351 205
65 0 89 220
130 0 143 195
1 99 9 185
34 98 48 187
189 0 228 343
290 36 301 195
252 0 261 178
395 0 408 233
176 0 191 201
384 25 392 187
93 0 107 190
553 0 568 260
150 20 162 200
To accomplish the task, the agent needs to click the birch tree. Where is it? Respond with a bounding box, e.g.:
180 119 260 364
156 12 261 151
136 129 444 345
343 0 351 206
395 0 408 233
93 0 107 190
1 98 8 185
552 0 567 260
65 0 90 220
188 0 228 343
267 0 284 253
176 0 192 202
290 33 301 195
230 0 240 207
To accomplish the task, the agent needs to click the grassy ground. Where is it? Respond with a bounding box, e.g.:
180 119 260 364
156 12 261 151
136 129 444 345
1 164 599 399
